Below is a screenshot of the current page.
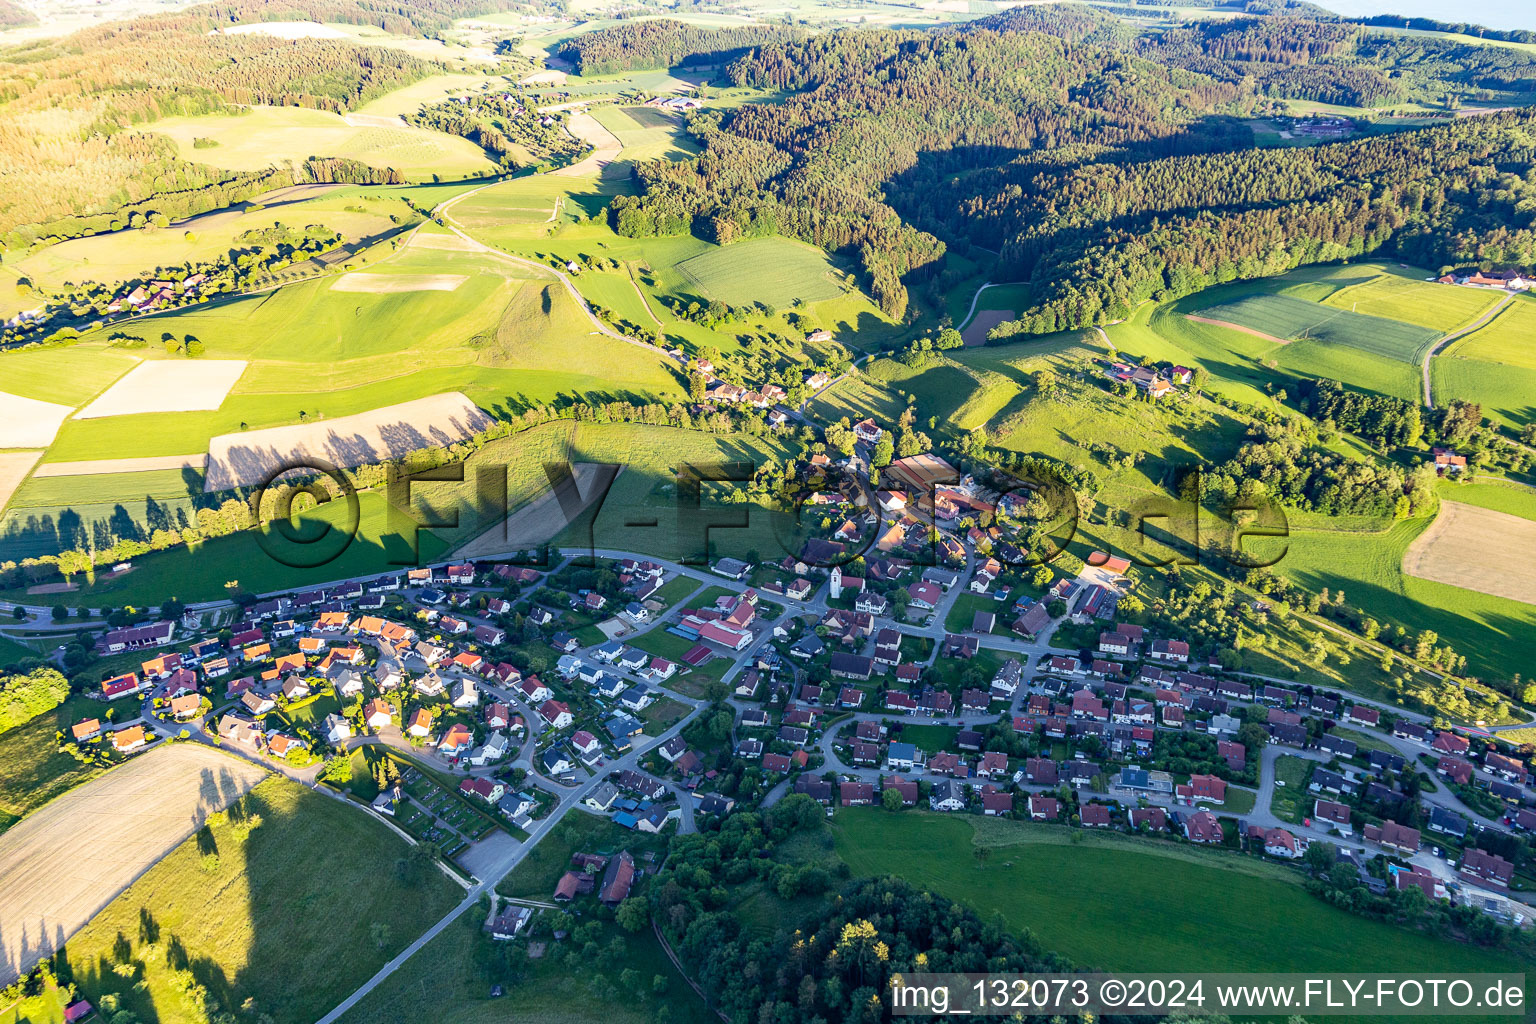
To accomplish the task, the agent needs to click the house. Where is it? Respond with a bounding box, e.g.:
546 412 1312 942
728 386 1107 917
460 777 506 804
1431 731 1470 756
882 776 919 806
1432 447 1468 475
541 747 574 776
829 652 874 680
840 781 874 806
1485 751 1529 784
438 723 473 757
907 581 942 610
485 904 532 941
219 715 263 748
323 713 352 745
99 620 174 654
599 851 636 906
1461 848 1514 888
101 672 145 700
406 708 433 738
1427 806 1467 838
981 790 1013 816
1129 807 1168 832
1347 706 1381 728
928 779 966 812
1364 820 1421 855
1028 794 1060 821
1184 810 1223 844
1148 639 1189 663
111 725 147 753
363 699 393 729
853 418 883 444
886 741 918 770
539 700 574 730
71 718 103 743
169 693 201 720
1080 803 1112 828
241 691 276 716
1262 828 1301 858
1312 799 1352 834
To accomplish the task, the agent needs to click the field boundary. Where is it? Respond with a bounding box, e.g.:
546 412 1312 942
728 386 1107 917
1184 313 1288 345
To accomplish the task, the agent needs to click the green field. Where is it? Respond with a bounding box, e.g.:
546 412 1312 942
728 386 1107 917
1432 294 1536 429
18 243 683 467
828 810 1530 1002
148 106 498 181
1321 273 1502 334
55 777 461 1024
1196 293 1441 363
0 696 112 832
675 236 845 308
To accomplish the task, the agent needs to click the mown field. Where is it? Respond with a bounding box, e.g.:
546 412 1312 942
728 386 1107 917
827 809 1531 1010
53 776 461 1024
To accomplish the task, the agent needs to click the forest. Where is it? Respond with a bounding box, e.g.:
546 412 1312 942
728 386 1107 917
406 94 587 170
594 11 1536 332
554 19 806 75
646 799 1074 1023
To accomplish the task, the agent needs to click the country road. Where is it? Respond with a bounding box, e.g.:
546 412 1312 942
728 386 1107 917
1421 291 1512 409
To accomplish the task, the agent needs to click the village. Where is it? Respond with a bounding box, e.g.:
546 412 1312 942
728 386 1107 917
53 431 1536 945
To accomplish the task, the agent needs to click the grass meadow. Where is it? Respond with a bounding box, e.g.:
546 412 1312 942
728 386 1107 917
826 809 1531 1008
1432 293 1536 429
1196 293 1441 362
148 106 497 181
55 776 462 1024
10 191 419 295
0 696 112 832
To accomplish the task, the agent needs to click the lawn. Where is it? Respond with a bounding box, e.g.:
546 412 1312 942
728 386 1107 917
1269 754 1314 823
827 810 1530 1004
0 696 113 832
55 777 461 1024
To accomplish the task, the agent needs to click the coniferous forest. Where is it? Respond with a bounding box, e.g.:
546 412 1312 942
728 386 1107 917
601 10 1536 332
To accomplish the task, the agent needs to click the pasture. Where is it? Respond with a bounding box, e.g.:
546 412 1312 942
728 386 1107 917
828 810 1530 1001
1432 294 1536 428
0 743 270 986
675 236 844 308
1194 293 1440 363
1402 500 1536 606
148 106 497 181
1321 272 1502 333
34 245 681 464
56 776 462 1024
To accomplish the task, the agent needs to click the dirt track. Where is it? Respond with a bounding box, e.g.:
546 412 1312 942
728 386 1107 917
0 743 268 986
1184 314 1289 345
1402 500 1536 606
